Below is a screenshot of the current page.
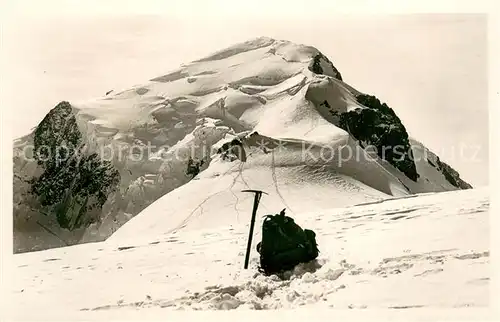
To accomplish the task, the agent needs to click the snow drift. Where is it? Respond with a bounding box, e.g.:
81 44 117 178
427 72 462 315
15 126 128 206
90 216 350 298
13 37 472 252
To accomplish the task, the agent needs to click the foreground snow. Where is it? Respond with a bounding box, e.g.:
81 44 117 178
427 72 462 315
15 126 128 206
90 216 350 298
7 187 489 319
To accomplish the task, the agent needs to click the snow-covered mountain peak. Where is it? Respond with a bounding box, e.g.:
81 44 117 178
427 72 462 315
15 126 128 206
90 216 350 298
13 37 471 253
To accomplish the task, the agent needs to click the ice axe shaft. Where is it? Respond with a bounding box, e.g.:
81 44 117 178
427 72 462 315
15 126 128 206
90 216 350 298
242 189 267 269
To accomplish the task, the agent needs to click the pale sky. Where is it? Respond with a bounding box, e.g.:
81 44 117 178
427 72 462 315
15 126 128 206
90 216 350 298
1 10 488 186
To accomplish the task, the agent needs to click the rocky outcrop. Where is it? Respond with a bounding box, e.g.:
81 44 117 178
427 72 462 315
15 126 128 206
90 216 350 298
428 156 473 189
309 53 343 81
30 102 121 230
186 157 206 178
338 94 419 182
217 138 246 162
13 100 230 253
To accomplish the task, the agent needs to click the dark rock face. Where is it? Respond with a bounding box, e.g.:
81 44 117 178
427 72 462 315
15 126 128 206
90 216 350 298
310 53 343 81
433 157 473 189
338 94 419 182
29 101 120 230
13 99 228 252
217 138 247 162
186 157 205 179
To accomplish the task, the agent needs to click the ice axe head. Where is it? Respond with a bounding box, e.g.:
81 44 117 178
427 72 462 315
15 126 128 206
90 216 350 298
241 189 268 195
242 190 268 202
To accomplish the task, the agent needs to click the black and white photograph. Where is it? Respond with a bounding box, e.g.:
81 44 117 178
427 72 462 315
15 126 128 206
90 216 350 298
1 1 496 320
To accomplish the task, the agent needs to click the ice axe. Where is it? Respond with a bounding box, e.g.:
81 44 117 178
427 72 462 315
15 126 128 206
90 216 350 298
242 189 268 269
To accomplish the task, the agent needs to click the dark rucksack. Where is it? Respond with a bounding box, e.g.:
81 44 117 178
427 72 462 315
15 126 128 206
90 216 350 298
256 209 319 275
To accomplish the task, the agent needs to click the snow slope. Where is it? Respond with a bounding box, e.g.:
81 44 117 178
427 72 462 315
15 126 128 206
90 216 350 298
109 129 463 242
6 187 489 319
13 37 472 253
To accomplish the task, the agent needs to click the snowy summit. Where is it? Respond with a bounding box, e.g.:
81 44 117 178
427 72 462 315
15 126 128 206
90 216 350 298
13 37 472 252
8 37 488 316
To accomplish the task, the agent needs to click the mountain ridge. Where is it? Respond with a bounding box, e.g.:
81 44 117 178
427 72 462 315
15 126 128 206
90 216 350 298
13 36 472 253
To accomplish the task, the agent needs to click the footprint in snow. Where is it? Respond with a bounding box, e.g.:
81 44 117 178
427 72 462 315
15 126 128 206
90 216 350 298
117 246 136 251
372 262 414 277
466 277 489 285
389 305 425 309
454 251 489 260
413 268 444 277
